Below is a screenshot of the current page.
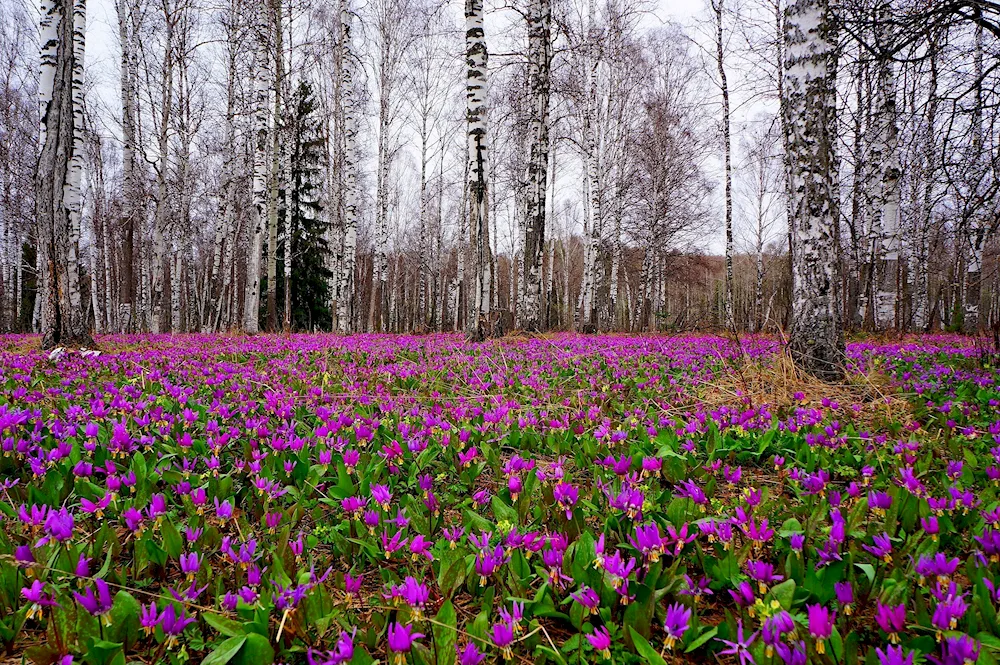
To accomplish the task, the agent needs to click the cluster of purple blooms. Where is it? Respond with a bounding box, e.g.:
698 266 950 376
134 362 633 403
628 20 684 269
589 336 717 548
3 333 999 664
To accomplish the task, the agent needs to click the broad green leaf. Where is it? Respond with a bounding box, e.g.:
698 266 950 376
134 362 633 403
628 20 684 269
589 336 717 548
203 612 246 638
200 636 247 665
628 626 667 665
685 626 718 653
432 600 457 665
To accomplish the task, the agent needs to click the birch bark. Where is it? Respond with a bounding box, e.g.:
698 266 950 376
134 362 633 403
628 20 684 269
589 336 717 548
521 0 551 331
37 0 93 348
465 0 492 341
244 0 271 334
336 0 358 333
784 0 843 379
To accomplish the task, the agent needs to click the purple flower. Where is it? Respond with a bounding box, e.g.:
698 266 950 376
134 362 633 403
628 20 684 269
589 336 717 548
457 642 486 665
37 508 74 547
834 581 853 613
160 605 196 647
307 630 356 665
775 640 807 665
409 534 434 561
344 573 363 598
875 602 906 641
180 552 200 578
553 482 578 519
492 621 515 659
663 603 691 649
387 622 423 661
628 522 665 563
586 626 612 659
762 611 795 655
604 552 636 590
928 636 980 665
571 587 600 614
931 594 968 633
877 645 916 665
15 545 35 567
475 545 508 584
73 579 113 620
21 580 58 620
745 560 783 593
717 621 758 665
729 581 755 608
807 604 835 654
863 532 894 562
141 603 160 635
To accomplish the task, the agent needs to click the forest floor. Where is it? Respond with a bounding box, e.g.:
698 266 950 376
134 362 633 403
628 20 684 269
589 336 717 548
1 332 998 665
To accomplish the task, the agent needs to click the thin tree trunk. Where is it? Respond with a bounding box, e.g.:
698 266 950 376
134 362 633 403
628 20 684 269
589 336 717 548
715 0 734 328
521 0 551 331
244 0 271 334
465 0 492 341
581 0 601 332
337 0 357 333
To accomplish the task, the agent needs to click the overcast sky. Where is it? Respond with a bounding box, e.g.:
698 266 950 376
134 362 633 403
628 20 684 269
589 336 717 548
76 0 748 255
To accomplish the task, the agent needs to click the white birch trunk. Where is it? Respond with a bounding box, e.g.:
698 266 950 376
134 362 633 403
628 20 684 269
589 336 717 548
964 22 986 332
244 0 271 334
116 0 139 332
151 0 174 334
521 0 551 331
337 0 358 333
37 0 93 348
785 0 843 378
466 0 492 340
714 0 734 327
580 1 601 332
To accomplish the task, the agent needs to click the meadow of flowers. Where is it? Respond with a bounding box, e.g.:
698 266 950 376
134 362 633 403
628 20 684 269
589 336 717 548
1 333 999 665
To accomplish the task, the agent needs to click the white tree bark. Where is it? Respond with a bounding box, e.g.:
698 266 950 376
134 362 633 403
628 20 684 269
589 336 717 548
964 22 986 332
37 0 93 347
244 0 271 334
466 0 492 340
150 0 175 334
714 0 734 327
874 53 901 330
785 0 843 379
116 0 140 332
580 0 601 332
521 0 551 331
911 37 936 332
337 0 358 333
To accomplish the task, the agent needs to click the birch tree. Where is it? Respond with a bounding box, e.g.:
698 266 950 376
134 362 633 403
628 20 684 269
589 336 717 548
784 0 843 378
337 0 358 333
37 0 93 348
244 0 272 334
466 0 492 341
116 0 142 332
712 0 735 327
521 0 552 331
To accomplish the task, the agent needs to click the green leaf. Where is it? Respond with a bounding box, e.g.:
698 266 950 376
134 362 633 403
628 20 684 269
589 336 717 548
201 636 247 665
855 563 875 587
437 551 467 599
161 521 183 560
491 495 518 525
203 612 246 638
232 632 275 665
685 626 718 653
107 591 141 649
769 579 796 611
432 600 457 665
628 626 668 665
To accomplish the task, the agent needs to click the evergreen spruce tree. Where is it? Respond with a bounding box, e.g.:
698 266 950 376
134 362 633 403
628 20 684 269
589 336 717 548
279 81 332 330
